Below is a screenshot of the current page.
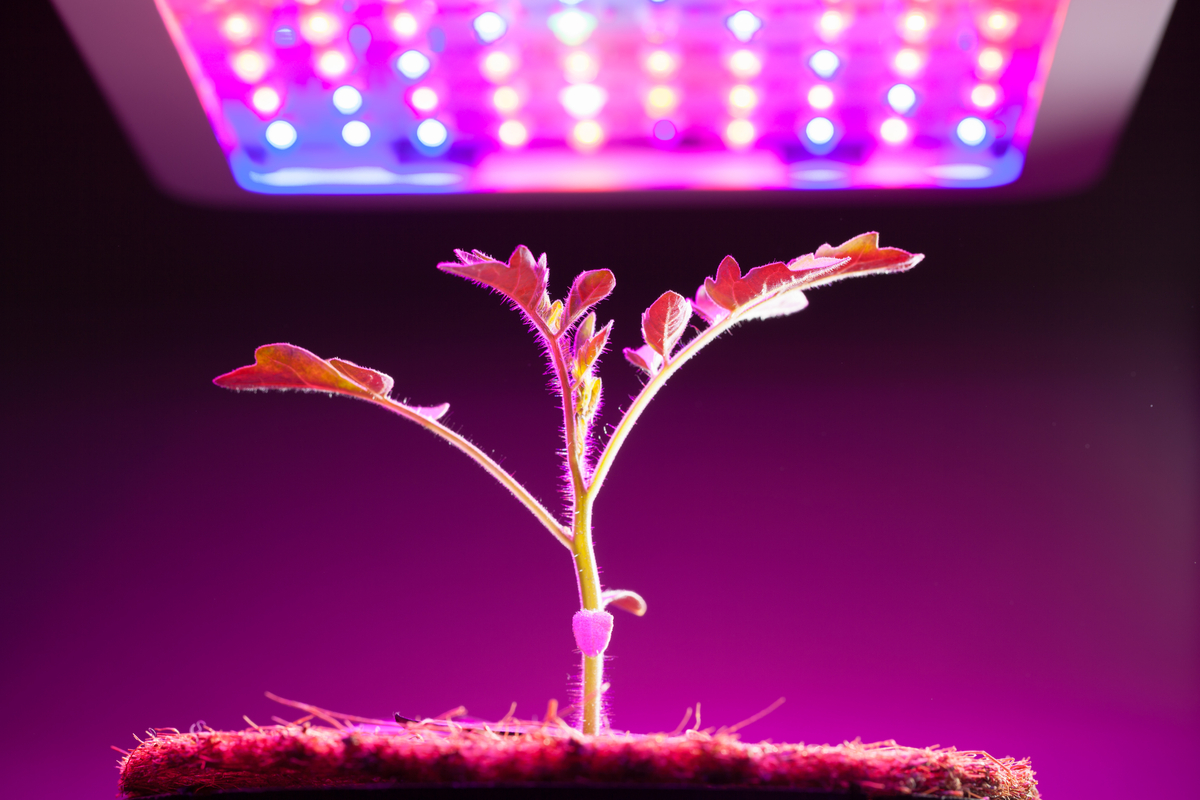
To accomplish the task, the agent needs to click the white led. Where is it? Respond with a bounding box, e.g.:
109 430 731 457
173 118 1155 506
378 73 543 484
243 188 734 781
805 117 835 146
809 50 840 79
560 83 608 119
397 50 431 80
548 10 597 46
887 84 917 114
416 118 448 148
341 120 371 147
726 10 762 43
332 85 362 114
956 117 988 146
473 12 507 44
265 120 297 149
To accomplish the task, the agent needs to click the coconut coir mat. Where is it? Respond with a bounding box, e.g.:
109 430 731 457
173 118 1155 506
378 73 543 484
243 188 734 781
118 708 1038 799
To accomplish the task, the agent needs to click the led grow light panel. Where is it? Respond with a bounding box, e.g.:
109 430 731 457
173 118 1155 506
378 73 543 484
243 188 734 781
156 0 1066 194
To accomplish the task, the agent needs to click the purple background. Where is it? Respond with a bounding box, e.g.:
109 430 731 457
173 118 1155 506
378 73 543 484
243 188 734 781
4 2 1196 798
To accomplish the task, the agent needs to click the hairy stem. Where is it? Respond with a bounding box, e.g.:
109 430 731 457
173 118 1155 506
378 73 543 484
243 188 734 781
373 396 573 550
547 332 606 735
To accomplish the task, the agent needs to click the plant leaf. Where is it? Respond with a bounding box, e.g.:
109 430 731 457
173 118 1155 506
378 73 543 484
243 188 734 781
214 344 448 421
565 269 616 328
690 284 728 326
702 254 844 315
575 319 613 378
601 589 647 617
641 290 692 359
807 232 925 287
438 245 553 333
623 343 663 376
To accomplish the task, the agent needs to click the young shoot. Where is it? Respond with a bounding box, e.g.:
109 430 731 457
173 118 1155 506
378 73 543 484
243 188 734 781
214 233 922 736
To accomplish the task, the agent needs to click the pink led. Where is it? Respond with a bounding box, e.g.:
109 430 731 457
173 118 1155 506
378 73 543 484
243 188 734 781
492 86 520 114
498 119 528 148
409 86 439 115
644 50 679 79
980 10 1019 42
893 48 925 77
725 119 756 149
571 120 604 151
817 10 848 42
880 118 909 144
391 12 419 40
250 86 281 116
222 14 255 45
153 0 1069 193
645 85 679 118
315 50 351 80
480 51 516 83
727 49 762 80
231 50 268 83
899 11 932 44
300 12 341 46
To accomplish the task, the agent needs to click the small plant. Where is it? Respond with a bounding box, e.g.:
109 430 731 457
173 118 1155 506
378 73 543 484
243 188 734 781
215 233 921 736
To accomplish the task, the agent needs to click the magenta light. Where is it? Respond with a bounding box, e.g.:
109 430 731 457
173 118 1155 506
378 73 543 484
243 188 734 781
153 0 1068 194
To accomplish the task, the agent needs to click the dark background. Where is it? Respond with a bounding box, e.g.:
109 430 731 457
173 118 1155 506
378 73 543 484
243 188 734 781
3 2 1195 798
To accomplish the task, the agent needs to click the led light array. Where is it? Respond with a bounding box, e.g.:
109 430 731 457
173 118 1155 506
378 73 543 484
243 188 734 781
156 0 1067 193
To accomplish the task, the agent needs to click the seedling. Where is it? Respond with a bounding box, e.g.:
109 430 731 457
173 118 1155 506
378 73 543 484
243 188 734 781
215 233 921 736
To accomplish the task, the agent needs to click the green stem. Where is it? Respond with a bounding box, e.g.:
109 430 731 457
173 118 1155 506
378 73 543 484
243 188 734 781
547 331 607 735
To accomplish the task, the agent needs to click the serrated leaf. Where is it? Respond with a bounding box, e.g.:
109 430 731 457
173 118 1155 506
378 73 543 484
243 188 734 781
623 344 663 376
565 269 616 327
574 319 613 378
438 245 553 332
740 288 810 321
808 232 924 286
601 589 647 616
702 254 844 315
214 344 448 420
641 290 692 359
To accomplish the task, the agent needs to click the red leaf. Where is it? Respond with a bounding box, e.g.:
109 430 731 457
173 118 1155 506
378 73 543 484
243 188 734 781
690 284 728 325
807 232 924 287
641 290 692 358
438 245 553 330
214 344 448 420
565 269 616 327
703 255 843 315
622 344 663 376
601 589 647 617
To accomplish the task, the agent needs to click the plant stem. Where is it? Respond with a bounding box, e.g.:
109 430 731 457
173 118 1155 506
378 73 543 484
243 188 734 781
373 396 573 550
547 333 607 735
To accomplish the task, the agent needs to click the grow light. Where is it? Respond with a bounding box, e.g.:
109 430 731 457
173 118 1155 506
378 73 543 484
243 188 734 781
146 0 1069 194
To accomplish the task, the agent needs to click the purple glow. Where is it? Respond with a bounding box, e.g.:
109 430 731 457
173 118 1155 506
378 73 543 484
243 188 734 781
152 0 1068 193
